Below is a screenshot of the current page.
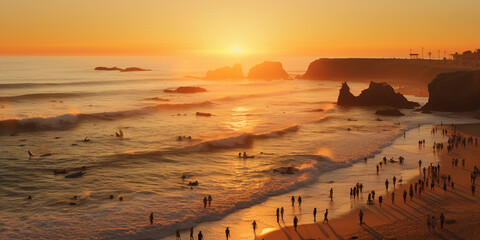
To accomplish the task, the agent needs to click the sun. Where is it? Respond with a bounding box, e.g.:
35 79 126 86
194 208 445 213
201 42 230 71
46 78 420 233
233 47 241 54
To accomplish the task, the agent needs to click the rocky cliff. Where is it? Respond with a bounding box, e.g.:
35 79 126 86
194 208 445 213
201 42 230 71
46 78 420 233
247 61 289 80
337 82 419 109
205 64 243 80
422 70 480 111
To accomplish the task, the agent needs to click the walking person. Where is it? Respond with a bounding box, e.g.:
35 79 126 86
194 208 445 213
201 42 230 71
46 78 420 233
189 227 194 240
385 179 389 190
330 188 334 201
276 208 280 222
203 197 207 208
149 212 154 224
313 208 317 222
176 230 181 240
252 220 257 232
293 216 298 231
198 231 203 240
391 192 395 204
378 196 383 207
403 190 407 203
323 209 328 223
208 195 212 207
225 227 231 240
291 196 295 206
281 207 284 220
298 196 302 206
359 210 364 224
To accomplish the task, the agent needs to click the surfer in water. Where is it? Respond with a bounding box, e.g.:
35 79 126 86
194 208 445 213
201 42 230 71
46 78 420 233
28 150 34 158
115 129 124 138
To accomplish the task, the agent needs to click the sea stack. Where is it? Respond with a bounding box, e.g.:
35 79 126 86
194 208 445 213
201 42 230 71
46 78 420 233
337 82 419 109
247 61 289 80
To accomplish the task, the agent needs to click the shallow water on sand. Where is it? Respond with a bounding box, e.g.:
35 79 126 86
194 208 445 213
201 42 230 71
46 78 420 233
0 56 478 239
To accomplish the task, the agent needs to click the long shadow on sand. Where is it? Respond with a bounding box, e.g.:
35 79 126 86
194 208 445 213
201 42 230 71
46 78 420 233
314 222 330 238
360 224 384 240
326 223 345 240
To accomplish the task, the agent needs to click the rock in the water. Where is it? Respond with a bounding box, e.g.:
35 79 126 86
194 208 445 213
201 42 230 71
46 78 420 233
247 61 289 80
337 82 419 109
120 67 151 72
205 64 243 80
375 109 405 116
95 66 123 71
164 87 207 93
94 66 150 72
196 112 212 117
422 70 480 112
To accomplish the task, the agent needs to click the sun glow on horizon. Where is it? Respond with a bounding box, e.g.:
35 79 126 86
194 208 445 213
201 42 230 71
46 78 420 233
1 0 479 56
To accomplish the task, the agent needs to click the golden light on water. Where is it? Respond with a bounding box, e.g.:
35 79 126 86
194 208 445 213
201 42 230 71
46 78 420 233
223 106 255 132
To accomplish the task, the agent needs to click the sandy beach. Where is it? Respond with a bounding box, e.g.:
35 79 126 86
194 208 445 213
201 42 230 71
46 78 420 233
260 123 480 240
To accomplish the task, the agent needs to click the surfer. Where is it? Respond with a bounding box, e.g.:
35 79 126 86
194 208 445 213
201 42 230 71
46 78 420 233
115 129 124 138
28 150 34 158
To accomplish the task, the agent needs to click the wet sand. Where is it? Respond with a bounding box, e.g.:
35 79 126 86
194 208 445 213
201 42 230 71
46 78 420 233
260 124 480 240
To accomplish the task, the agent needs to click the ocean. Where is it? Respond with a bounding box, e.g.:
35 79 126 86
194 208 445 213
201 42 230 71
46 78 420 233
0 56 478 239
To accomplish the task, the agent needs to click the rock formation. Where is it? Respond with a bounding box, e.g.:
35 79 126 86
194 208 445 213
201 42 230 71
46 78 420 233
164 87 207 94
422 70 480 112
247 61 289 80
205 64 243 80
94 67 150 72
337 82 419 109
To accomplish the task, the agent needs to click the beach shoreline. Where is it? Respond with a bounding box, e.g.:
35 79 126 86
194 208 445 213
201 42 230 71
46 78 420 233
260 123 480 240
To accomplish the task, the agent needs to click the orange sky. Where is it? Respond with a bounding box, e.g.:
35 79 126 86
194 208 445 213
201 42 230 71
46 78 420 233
1 0 479 57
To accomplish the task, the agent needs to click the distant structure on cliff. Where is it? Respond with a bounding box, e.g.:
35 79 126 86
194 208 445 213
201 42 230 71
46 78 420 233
452 49 480 67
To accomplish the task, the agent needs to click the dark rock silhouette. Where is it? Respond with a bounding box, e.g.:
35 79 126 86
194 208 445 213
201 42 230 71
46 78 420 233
247 61 289 80
164 87 207 94
299 58 475 83
375 109 405 116
337 82 419 109
95 67 123 71
120 67 151 72
95 66 151 72
422 70 480 111
196 112 212 117
205 64 243 80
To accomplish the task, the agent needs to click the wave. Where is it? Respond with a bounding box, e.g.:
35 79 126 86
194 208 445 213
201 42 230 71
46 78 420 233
0 92 92 102
0 78 172 90
0 101 213 132
182 125 300 152
99 154 349 240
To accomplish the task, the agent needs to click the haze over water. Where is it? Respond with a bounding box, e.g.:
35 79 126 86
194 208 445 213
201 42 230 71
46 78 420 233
0 56 477 239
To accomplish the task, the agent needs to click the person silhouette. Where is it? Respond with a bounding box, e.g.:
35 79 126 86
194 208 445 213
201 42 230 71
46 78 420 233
203 197 207 208
198 231 203 240
298 196 302 206
252 221 257 232
225 227 231 240
330 188 334 200
323 209 328 223
189 227 194 240
313 208 317 222
359 210 364 224
281 207 284 220
176 230 181 240
440 213 445 229
149 212 154 224
291 196 295 206
378 196 383 207
293 216 298 231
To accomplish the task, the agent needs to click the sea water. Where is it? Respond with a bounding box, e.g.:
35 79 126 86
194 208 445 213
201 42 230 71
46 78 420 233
0 56 478 239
